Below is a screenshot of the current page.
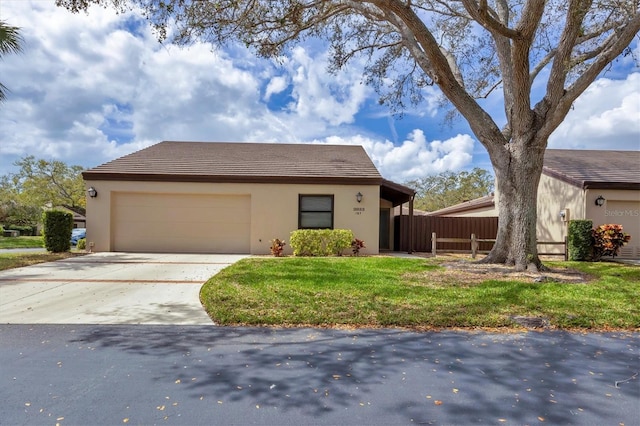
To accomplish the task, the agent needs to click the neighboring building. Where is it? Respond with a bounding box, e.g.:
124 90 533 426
426 194 496 218
83 141 415 255
426 149 640 258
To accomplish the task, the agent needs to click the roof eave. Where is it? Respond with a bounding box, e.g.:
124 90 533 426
82 172 382 186
543 168 640 190
583 182 640 190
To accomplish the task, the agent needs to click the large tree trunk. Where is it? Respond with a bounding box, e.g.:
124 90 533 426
481 140 546 271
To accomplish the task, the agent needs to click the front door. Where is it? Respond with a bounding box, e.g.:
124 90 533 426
379 208 390 250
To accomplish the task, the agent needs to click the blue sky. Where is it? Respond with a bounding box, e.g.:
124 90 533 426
1 1 639 183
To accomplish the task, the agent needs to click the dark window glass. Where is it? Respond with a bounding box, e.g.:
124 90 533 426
299 195 334 229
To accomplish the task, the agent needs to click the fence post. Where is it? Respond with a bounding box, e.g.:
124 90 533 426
564 236 568 261
432 232 437 257
471 233 478 259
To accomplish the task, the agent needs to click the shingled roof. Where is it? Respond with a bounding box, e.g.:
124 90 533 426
543 149 640 190
83 141 383 185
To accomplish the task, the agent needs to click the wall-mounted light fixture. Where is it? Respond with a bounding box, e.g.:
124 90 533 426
356 192 363 203
594 195 605 207
87 187 98 198
559 209 569 222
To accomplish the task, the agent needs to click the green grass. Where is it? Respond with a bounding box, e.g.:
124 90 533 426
0 251 83 270
200 257 640 330
0 236 44 249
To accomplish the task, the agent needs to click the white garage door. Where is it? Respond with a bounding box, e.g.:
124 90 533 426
606 200 639 259
112 192 251 253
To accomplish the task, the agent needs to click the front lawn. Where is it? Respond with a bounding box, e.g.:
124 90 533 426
0 236 44 249
200 256 640 330
0 251 83 270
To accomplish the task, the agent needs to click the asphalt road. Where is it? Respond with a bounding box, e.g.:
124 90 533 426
1 325 638 425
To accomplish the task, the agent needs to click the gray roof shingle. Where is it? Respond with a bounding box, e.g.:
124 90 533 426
83 141 383 184
543 149 640 190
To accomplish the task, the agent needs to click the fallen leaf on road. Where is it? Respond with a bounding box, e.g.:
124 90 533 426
434 400 443 405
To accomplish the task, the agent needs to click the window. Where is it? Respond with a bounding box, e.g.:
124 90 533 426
299 195 334 229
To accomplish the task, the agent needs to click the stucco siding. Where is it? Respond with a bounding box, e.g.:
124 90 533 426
586 189 640 258
85 180 380 255
537 174 585 254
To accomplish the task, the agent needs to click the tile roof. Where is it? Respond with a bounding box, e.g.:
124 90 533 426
543 149 640 190
83 141 383 184
425 194 495 216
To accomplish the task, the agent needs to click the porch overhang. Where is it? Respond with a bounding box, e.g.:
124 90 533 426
381 179 416 253
380 179 415 206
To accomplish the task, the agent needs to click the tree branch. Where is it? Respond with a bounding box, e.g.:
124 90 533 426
538 10 640 140
460 0 520 39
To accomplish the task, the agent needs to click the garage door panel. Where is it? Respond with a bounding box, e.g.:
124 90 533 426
112 192 250 253
606 201 639 259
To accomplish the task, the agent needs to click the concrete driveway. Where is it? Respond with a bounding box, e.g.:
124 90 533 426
0 252 248 325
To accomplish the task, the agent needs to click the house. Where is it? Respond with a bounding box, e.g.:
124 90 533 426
425 194 496 218
426 149 640 258
82 141 415 255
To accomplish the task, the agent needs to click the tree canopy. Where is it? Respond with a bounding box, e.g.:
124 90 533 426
0 20 24 103
0 157 86 227
406 168 494 212
57 0 640 270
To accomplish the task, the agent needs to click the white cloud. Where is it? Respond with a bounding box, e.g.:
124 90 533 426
264 76 289 101
549 73 640 150
0 0 637 187
286 47 370 126
311 131 475 182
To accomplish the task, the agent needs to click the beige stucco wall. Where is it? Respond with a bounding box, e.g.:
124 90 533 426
585 189 640 258
443 174 639 258
536 174 585 254
533 176 638 257
84 180 381 255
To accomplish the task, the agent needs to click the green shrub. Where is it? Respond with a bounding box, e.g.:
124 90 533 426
4 224 37 236
42 210 73 253
568 219 593 261
77 238 87 250
290 229 354 256
592 224 631 260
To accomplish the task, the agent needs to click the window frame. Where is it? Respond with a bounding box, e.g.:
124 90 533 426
298 194 334 229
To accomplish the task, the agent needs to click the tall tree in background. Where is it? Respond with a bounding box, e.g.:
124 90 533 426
0 20 24 102
406 168 494 212
57 0 640 270
0 157 86 222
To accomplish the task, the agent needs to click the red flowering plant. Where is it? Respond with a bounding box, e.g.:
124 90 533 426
351 238 365 256
591 224 631 260
270 238 286 257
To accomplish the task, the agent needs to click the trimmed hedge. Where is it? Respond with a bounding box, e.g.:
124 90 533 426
4 224 38 236
568 220 593 261
42 210 73 253
290 229 354 256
